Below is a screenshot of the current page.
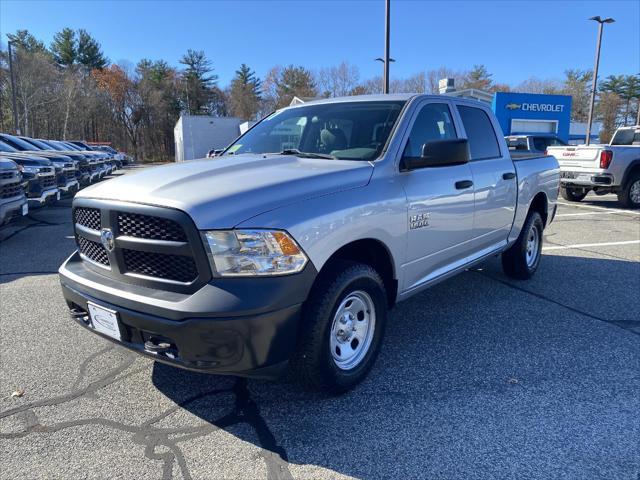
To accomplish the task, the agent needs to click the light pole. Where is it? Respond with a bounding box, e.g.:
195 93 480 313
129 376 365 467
7 41 21 135
585 16 614 145
375 57 395 93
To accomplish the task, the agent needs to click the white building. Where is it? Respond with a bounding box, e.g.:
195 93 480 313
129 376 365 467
174 115 244 162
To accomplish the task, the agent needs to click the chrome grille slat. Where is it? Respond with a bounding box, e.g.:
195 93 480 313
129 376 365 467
1 181 23 199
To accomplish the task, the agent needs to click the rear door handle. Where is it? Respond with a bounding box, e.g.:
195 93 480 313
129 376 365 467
502 172 516 180
455 180 473 190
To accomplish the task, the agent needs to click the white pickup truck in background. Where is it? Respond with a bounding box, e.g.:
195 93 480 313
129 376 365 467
548 125 640 208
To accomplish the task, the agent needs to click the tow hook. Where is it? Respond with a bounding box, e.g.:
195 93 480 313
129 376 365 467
144 337 173 354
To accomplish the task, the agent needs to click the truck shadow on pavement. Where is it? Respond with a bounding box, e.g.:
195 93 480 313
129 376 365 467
150 253 640 480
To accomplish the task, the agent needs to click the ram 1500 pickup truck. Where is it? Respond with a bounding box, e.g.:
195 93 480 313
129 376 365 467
59 95 559 392
548 125 640 208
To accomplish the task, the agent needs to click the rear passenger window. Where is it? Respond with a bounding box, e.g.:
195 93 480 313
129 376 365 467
403 103 456 158
458 105 501 160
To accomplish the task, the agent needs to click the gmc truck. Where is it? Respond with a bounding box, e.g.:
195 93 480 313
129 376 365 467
59 95 559 392
548 125 640 208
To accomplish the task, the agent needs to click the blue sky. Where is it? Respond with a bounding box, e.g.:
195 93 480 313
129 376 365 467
1 0 638 86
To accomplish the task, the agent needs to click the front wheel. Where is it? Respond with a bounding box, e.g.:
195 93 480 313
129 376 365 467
502 211 544 280
560 186 588 202
617 174 640 209
291 261 388 394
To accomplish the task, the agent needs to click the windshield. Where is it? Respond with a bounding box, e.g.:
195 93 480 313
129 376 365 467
533 136 567 151
0 141 19 153
42 140 65 151
1 135 37 151
224 101 405 161
24 138 52 150
611 128 640 146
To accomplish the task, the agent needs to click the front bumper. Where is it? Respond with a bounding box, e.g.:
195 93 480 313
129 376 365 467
59 251 317 378
28 187 59 207
0 195 28 225
560 171 615 187
60 179 80 194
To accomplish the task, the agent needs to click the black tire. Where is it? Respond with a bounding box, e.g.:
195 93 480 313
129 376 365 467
560 186 588 202
291 261 388 394
502 211 544 280
617 173 640 209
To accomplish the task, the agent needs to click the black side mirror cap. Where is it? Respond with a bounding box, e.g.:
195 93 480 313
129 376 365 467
402 139 470 170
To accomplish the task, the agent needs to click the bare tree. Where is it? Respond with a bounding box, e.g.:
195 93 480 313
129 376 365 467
316 62 360 97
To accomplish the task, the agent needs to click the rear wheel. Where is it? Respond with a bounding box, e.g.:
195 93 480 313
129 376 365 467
560 186 588 202
502 211 544 280
617 173 640 209
291 261 388 394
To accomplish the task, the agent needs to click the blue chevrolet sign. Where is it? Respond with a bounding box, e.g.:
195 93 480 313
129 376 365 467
492 92 572 142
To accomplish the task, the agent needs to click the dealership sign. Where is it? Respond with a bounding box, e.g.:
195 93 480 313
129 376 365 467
506 102 565 112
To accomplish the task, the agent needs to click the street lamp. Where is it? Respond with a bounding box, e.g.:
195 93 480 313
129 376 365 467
7 41 21 135
375 57 395 93
585 16 615 145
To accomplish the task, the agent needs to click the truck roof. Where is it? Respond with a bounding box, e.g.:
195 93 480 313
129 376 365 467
286 93 496 108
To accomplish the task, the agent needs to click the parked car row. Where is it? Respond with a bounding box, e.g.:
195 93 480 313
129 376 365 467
0 133 130 226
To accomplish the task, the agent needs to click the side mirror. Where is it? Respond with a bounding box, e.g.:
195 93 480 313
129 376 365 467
403 139 470 170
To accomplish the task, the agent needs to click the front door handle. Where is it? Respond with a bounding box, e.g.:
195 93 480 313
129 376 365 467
455 180 473 190
502 172 516 180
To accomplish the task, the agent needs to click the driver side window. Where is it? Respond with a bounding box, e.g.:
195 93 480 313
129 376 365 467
403 103 457 158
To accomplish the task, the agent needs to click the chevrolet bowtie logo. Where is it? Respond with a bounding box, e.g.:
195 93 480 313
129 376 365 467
506 103 521 110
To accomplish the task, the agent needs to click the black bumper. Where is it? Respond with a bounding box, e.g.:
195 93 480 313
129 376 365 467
59 251 317 378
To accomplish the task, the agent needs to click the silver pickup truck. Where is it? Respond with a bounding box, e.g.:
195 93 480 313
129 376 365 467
59 94 559 392
548 125 640 208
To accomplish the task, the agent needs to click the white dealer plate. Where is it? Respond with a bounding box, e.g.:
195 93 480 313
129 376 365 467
56 191 61 201
22 203 28 216
87 302 121 341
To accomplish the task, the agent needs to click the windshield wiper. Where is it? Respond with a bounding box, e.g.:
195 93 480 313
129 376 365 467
279 149 337 160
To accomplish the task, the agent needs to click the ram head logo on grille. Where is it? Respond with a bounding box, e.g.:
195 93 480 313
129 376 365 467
100 228 115 252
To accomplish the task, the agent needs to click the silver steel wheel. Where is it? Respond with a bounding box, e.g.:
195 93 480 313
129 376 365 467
330 290 376 371
630 180 640 205
525 224 540 268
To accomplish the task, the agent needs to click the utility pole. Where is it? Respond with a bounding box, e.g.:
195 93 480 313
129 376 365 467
383 0 390 94
7 41 21 135
585 16 614 145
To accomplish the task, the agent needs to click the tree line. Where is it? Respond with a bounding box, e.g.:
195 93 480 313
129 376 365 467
1 28 638 161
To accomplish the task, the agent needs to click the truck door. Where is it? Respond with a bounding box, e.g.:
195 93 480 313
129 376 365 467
399 100 475 293
455 104 517 250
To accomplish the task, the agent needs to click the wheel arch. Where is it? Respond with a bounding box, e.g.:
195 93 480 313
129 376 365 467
315 238 398 308
621 159 640 187
528 191 549 226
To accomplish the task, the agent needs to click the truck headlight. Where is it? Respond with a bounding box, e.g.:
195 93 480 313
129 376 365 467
202 230 308 276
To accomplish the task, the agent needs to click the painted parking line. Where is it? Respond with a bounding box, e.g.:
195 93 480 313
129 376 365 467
556 202 640 216
543 240 640 251
555 211 622 217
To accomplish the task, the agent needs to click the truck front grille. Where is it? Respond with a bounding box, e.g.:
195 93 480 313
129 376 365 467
72 200 209 292
117 212 187 241
0 181 23 199
0 171 15 180
41 175 56 189
75 207 101 230
122 249 197 283
77 236 110 266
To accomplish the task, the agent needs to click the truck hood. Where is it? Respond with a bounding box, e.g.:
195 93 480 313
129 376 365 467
77 154 374 228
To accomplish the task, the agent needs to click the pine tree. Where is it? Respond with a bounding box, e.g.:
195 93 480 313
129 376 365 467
463 65 493 91
7 30 49 54
179 49 217 114
51 28 76 66
77 29 108 69
275 65 316 108
229 64 261 120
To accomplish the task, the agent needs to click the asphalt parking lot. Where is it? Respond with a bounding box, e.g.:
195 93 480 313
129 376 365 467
1 166 639 480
